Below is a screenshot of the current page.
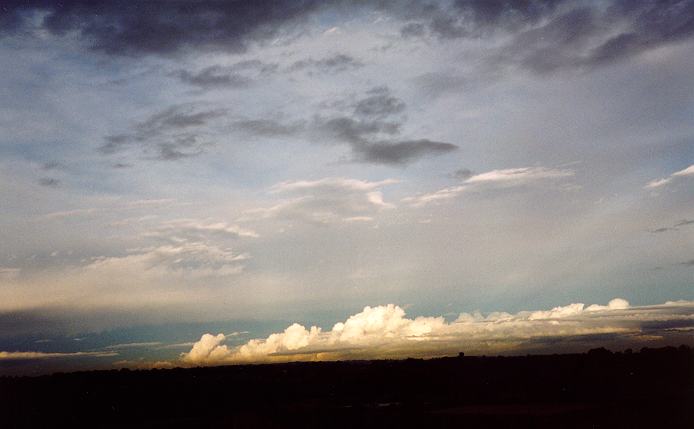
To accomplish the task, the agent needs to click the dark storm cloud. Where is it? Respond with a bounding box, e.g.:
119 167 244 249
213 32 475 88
288 54 364 74
99 105 225 160
0 0 326 57
3 0 693 70
399 0 694 74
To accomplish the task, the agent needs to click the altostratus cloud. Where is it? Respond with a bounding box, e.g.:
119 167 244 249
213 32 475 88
181 299 694 365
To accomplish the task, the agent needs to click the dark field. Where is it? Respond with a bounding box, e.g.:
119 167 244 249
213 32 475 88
2 346 693 428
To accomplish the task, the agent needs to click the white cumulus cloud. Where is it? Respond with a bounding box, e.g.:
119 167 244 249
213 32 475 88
181 299 694 365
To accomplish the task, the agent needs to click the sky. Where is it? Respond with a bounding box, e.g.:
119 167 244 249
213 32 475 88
0 0 693 375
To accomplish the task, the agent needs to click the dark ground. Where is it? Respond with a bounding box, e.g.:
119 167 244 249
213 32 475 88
1 346 693 428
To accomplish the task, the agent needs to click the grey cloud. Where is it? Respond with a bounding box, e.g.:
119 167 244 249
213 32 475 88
176 67 252 89
174 60 279 89
41 161 65 170
400 0 694 74
353 139 458 165
138 106 226 131
453 168 474 180
99 105 225 161
4 0 693 72
650 219 694 233
681 259 694 267
233 119 306 138
38 177 60 187
1 0 327 57
231 87 457 165
400 22 426 38
353 87 406 119
288 54 363 74
413 72 468 99
314 116 401 144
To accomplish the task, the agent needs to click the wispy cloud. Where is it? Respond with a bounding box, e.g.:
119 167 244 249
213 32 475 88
645 164 694 189
404 167 575 206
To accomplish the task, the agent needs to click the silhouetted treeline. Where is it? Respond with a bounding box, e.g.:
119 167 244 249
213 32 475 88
1 346 693 428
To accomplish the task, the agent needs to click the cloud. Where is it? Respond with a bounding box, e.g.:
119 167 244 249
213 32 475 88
245 177 397 224
100 105 226 160
1 0 328 57
81 218 256 278
645 164 694 189
87 242 248 278
38 177 60 187
352 139 458 165
181 299 694 365
227 87 457 165
4 0 694 75
0 268 20 280
353 86 407 119
404 166 575 206
41 161 65 170
232 119 306 138
649 219 694 233
174 60 279 89
150 219 259 240
288 54 363 74
397 0 694 74
314 88 458 164
0 350 117 361
104 341 162 350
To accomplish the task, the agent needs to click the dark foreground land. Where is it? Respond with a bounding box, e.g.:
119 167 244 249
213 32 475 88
1 346 693 428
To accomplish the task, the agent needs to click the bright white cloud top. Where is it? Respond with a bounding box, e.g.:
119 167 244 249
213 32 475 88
181 299 694 365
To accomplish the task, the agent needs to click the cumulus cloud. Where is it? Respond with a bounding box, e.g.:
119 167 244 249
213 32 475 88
404 166 575 206
245 177 397 224
645 164 694 189
181 299 694 365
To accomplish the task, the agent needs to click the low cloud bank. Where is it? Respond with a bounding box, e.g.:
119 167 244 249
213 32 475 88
182 299 694 365
0 351 117 361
